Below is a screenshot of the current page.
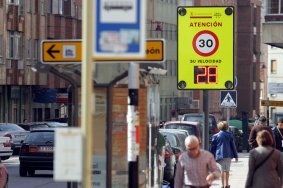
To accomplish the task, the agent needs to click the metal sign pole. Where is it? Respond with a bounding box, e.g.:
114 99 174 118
267 97 270 127
127 62 140 188
81 0 94 187
203 90 209 150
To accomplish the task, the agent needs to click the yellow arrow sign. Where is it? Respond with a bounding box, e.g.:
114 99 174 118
42 40 82 63
41 40 165 64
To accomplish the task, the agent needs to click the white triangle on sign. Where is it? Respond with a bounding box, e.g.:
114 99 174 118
221 93 236 107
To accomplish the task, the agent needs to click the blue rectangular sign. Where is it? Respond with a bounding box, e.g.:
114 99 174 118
94 0 146 58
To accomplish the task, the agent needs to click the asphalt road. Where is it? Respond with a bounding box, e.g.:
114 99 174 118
4 156 67 188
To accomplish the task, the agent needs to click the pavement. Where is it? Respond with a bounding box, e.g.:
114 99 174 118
210 152 249 188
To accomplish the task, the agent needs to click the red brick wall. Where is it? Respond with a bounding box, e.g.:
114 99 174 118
111 86 147 185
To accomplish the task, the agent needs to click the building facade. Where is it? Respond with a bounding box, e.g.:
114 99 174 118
262 0 283 121
0 0 82 123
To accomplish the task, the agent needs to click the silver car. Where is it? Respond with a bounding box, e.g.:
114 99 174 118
0 123 29 154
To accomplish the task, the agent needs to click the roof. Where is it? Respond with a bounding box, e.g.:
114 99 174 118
164 121 200 126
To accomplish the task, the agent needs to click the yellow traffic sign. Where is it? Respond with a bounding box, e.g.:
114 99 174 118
177 7 234 90
41 40 164 64
261 100 283 106
41 40 82 63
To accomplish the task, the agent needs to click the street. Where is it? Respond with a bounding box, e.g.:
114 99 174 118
4 156 67 188
211 152 249 188
3 152 250 188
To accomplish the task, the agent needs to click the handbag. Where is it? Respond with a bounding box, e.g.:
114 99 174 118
250 149 274 187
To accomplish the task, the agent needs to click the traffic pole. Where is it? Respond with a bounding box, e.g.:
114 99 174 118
267 97 270 126
127 62 139 188
81 0 94 187
203 90 209 150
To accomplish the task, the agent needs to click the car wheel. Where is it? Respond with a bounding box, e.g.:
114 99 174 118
28 169 35 176
19 166 27 177
1 156 10 161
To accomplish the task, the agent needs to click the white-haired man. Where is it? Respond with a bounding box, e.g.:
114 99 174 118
174 135 220 188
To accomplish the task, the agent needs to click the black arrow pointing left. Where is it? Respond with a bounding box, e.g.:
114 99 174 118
47 44 60 59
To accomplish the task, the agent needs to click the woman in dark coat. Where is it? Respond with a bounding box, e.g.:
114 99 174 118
245 130 283 188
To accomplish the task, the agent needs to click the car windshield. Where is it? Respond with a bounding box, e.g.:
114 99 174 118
0 124 25 131
25 131 54 144
183 115 203 124
30 124 49 130
165 124 197 136
160 132 178 147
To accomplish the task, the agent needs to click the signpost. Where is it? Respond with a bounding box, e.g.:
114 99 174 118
220 90 237 123
220 90 237 108
41 40 165 64
177 6 234 90
94 0 146 58
41 40 82 64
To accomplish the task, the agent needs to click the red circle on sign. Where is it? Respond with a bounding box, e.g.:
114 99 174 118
192 30 219 57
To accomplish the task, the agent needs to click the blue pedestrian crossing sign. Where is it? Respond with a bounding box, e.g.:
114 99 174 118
220 90 237 108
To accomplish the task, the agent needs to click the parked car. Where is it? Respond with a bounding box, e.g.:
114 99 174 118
163 121 202 144
0 136 13 160
21 122 67 130
181 113 218 135
159 130 186 160
18 123 49 131
229 125 243 152
0 123 29 154
158 134 176 186
19 128 55 177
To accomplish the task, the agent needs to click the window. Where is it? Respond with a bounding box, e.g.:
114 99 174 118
52 0 63 15
25 39 32 59
8 32 21 59
0 35 3 57
8 0 18 5
267 0 283 14
40 0 45 15
34 40 38 60
253 34 257 54
18 0 25 15
26 0 32 13
271 59 277 74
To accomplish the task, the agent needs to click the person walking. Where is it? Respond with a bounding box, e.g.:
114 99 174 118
210 121 238 188
248 116 274 149
272 118 283 159
174 135 221 188
253 114 260 126
245 130 283 188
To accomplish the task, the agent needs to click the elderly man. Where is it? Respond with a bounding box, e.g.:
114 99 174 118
174 135 220 188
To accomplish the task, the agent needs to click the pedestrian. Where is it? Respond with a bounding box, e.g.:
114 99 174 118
210 121 238 188
174 135 221 188
272 118 283 159
248 115 274 149
245 130 283 188
0 160 8 188
23 118 28 124
254 114 260 126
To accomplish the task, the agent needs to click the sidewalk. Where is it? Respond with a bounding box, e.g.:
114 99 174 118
211 152 249 188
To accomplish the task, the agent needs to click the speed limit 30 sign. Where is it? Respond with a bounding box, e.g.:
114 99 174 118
177 7 234 90
193 30 219 56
